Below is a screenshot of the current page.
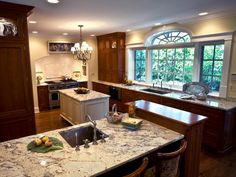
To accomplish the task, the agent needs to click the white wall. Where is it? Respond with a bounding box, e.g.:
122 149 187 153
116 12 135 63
29 35 97 111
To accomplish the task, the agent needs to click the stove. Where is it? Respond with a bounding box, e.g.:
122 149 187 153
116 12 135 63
45 80 79 108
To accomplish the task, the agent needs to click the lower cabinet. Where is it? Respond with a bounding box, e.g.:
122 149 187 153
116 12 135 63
37 85 49 111
60 93 109 124
92 82 236 152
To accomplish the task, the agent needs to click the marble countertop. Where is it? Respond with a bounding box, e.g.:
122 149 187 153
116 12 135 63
0 119 183 177
59 89 110 102
37 80 88 86
93 80 236 110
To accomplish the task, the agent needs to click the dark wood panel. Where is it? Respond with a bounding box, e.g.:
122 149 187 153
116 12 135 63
133 100 207 177
79 81 88 88
97 32 125 83
37 85 49 111
0 1 36 141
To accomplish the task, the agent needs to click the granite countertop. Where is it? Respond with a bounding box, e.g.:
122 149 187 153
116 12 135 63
0 119 183 177
37 80 88 86
92 80 236 110
59 89 110 102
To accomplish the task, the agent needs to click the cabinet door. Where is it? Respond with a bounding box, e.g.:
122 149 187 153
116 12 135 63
37 85 49 111
0 43 35 141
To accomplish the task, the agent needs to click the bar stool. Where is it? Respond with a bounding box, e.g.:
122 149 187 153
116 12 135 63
143 140 187 177
155 140 187 177
124 157 149 177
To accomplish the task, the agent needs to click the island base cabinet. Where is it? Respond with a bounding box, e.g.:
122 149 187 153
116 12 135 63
60 93 109 124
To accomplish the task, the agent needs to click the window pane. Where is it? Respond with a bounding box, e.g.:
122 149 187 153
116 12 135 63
202 61 213 75
213 61 223 76
159 49 166 60
201 76 212 88
134 50 146 81
151 47 194 87
203 45 214 60
152 31 191 45
184 61 193 73
215 44 224 60
212 76 221 91
176 48 184 59
185 48 194 60
184 73 193 83
167 49 175 60
200 43 224 92
175 61 183 73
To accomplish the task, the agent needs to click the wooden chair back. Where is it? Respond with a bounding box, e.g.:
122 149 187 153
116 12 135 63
123 157 149 177
156 140 187 177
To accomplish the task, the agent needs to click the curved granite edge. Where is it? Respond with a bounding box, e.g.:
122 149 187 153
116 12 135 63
0 119 183 177
92 80 236 110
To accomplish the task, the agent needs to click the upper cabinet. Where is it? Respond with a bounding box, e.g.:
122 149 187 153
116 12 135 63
0 1 36 142
97 32 126 83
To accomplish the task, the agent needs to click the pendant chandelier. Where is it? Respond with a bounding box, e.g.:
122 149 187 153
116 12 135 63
71 25 93 64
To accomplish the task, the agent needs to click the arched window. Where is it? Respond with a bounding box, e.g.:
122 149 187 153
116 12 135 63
152 31 191 45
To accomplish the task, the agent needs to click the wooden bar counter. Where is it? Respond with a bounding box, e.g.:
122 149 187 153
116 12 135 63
131 100 207 177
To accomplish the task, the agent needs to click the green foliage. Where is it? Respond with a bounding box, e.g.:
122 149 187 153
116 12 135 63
201 44 224 91
135 50 146 81
151 47 194 84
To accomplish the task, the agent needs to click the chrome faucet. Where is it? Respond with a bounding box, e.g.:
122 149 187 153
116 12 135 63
86 115 98 145
160 80 163 89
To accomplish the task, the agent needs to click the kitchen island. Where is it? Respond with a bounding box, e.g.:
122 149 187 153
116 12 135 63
0 118 183 177
59 88 110 124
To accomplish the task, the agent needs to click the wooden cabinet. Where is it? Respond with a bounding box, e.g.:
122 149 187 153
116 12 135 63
92 82 236 152
37 85 49 111
79 81 88 88
0 2 36 142
97 32 126 83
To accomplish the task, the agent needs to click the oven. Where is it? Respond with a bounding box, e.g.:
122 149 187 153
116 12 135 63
46 80 79 109
49 90 60 108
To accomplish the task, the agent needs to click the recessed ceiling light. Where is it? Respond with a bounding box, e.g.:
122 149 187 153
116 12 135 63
29 21 37 24
32 31 38 34
198 12 208 16
62 33 68 35
155 23 161 26
47 0 60 4
90 34 95 37
126 29 131 32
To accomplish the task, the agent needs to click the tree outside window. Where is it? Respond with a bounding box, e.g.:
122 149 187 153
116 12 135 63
152 47 194 87
134 50 146 81
200 44 224 91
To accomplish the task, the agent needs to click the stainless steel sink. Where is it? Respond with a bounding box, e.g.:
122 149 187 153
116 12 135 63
141 88 171 94
59 125 108 147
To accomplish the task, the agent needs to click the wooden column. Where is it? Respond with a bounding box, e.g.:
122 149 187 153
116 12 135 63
131 100 207 177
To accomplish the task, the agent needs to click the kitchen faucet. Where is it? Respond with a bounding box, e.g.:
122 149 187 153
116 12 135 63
86 115 98 145
152 79 163 89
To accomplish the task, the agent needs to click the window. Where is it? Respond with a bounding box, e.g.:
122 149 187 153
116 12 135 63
129 29 232 97
200 43 224 91
152 47 194 87
152 31 191 45
134 49 146 81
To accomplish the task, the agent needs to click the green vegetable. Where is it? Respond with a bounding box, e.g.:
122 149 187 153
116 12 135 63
27 137 63 153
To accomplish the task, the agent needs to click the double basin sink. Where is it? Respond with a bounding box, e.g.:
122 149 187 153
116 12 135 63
59 125 108 148
141 87 171 95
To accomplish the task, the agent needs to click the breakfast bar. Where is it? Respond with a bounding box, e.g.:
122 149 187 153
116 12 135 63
0 118 183 177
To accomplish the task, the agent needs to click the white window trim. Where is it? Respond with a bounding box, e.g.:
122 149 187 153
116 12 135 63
192 32 233 98
127 32 233 98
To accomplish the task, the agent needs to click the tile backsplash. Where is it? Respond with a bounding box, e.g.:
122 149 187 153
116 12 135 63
35 53 87 81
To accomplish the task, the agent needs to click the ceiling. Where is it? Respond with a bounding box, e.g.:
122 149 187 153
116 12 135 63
2 0 236 37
